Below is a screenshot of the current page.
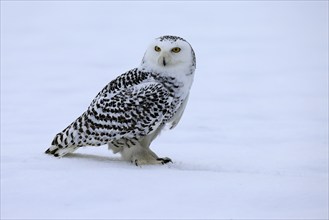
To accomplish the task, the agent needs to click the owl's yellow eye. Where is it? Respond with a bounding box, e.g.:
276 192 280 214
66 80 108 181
171 47 181 53
154 46 161 52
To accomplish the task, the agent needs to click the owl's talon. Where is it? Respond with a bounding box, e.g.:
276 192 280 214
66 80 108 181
157 157 172 164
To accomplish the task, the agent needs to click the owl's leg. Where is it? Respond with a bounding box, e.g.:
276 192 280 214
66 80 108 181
107 142 123 154
139 124 164 149
137 124 172 165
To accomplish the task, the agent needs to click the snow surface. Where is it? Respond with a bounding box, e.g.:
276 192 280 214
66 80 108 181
1 1 328 219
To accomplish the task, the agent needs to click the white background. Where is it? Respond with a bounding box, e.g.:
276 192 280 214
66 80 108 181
1 1 328 219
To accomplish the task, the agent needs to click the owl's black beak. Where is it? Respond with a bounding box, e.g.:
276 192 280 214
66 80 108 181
158 52 170 66
163 57 166 66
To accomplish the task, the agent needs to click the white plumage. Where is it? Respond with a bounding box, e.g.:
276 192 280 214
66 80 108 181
45 35 196 165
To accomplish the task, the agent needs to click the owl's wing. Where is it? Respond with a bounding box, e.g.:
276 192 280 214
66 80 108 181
167 93 189 129
45 81 173 156
84 82 173 142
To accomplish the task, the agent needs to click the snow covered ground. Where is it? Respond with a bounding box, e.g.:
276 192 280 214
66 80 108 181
1 1 328 219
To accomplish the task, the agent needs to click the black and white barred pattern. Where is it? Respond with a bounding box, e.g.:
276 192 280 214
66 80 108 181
47 68 183 153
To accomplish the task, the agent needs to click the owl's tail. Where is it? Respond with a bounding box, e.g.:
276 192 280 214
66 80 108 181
45 139 78 157
45 126 78 157
45 144 77 157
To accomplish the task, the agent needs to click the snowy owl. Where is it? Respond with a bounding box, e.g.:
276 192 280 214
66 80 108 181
45 35 196 165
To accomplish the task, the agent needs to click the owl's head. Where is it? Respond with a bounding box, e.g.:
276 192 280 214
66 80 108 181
140 36 196 75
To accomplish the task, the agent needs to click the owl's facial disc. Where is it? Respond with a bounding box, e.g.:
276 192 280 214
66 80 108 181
141 36 196 73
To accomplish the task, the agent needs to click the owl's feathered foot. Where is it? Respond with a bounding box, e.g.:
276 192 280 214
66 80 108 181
120 144 172 166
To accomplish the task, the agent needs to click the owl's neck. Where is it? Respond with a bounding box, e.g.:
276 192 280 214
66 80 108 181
138 64 195 99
